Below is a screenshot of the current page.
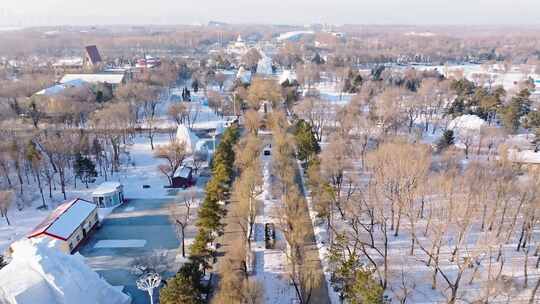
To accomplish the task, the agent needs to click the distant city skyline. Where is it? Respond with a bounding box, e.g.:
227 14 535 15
1 0 539 27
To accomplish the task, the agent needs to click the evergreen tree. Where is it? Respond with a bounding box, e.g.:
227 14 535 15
160 262 204 304
348 270 384 304
436 130 455 152
73 153 98 188
447 97 466 117
329 234 383 304
343 70 363 93
501 89 532 132
188 124 240 272
196 196 225 233
311 52 325 65
294 119 321 163
371 65 385 81
192 79 199 93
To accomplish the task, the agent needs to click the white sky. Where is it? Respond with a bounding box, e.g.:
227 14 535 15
0 0 539 26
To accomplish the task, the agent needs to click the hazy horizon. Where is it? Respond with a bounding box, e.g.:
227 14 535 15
1 0 539 27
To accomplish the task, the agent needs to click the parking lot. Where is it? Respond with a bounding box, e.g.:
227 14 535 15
79 198 193 304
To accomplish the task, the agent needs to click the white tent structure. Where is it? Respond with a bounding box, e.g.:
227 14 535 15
0 238 130 304
256 51 273 75
279 70 297 85
448 114 486 150
448 114 485 132
176 124 200 154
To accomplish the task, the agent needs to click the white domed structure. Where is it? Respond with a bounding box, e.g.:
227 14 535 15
176 124 200 154
448 114 485 132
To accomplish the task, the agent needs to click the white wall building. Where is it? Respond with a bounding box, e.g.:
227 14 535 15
27 198 99 254
92 182 124 208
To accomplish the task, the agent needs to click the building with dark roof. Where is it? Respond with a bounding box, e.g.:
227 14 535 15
84 45 102 67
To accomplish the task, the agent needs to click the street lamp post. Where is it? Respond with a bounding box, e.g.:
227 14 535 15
136 272 161 304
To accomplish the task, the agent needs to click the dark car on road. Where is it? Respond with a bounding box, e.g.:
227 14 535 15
265 223 276 249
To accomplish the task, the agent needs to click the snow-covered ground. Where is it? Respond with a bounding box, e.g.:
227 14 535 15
0 238 131 304
305 81 354 106
410 64 539 94
303 78 540 303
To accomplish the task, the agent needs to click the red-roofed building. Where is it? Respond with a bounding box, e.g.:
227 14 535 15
83 45 102 67
28 198 99 253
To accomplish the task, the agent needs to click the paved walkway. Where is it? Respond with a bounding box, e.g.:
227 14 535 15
291 159 331 304
79 198 192 304
253 149 297 303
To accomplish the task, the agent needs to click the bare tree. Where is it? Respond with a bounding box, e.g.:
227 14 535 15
0 190 13 225
367 139 430 237
293 97 332 142
168 103 188 125
169 190 196 257
154 140 188 186
246 77 282 110
243 110 262 135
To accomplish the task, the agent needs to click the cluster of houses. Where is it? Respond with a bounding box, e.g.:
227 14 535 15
38 45 161 99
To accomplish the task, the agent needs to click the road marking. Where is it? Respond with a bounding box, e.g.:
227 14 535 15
93 239 146 248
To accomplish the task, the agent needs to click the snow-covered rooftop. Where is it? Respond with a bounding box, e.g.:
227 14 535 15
92 182 122 196
59 73 125 85
0 238 130 304
174 166 192 179
35 79 87 96
276 30 315 42
28 199 96 241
